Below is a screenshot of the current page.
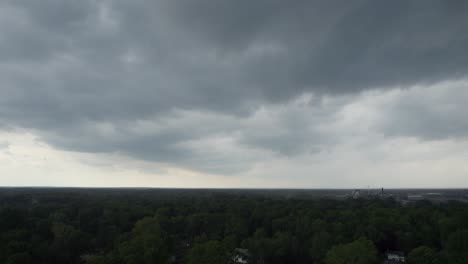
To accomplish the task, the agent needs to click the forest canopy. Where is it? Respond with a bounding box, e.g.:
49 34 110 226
1 188 468 264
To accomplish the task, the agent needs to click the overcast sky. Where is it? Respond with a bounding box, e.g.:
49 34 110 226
1 0 468 188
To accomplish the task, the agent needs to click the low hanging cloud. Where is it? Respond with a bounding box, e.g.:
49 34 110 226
27 80 468 175
376 81 468 140
1 0 468 178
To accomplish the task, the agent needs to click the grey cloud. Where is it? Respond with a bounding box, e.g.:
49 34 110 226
33 112 246 173
0 0 468 174
0 141 9 150
160 0 468 95
378 81 468 140
33 98 344 174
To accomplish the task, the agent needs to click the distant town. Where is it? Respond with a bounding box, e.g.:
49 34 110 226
336 188 468 204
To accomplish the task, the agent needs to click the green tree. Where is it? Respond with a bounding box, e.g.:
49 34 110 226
117 217 170 264
407 246 439 264
188 240 226 264
309 231 333 263
325 237 378 264
50 222 89 262
443 229 468 264
6 252 32 264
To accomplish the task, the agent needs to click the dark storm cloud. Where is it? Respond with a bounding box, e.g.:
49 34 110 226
159 0 468 95
1 0 468 173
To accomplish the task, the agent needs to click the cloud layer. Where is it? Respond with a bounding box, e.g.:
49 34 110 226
1 0 468 186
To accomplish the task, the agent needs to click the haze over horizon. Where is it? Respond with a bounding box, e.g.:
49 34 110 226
1 0 468 188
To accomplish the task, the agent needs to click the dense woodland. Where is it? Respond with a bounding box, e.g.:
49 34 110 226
1 188 468 264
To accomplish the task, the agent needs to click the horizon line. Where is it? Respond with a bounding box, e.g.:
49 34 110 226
1 186 467 190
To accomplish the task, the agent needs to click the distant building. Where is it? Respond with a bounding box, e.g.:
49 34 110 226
230 248 250 264
384 251 405 263
407 195 424 201
352 190 361 199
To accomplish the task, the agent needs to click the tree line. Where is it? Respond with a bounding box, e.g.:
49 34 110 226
0 188 467 263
